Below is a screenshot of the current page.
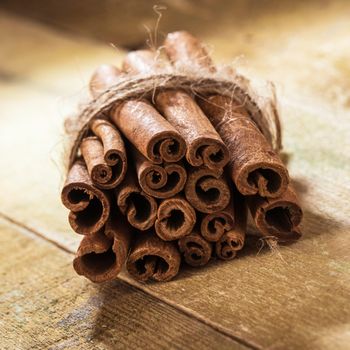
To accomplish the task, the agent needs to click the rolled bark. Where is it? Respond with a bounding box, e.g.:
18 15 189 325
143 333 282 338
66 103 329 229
73 213 132 282
198 95 289 198
80 121 127 190
133 147 187 199
90 64 186 164
164 31 216 73
155 195 196 241
115 168 157 231
61 160 110 234
126 233 181 282
248 185 303 241
215 193 247 260
122 49 229 170
89 64 123 98
185 167 231 213
178 231 212 267
200 200 234 242
156 90 229 170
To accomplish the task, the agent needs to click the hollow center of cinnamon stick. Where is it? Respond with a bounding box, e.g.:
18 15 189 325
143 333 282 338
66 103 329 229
151 171 162 184
248 169 282 194
166 209 185 231
265 206 293 232
208 217 226 234
209 150 224 163
75 197 103 229
67 188 89 204
81 246 116 274
196 181 220 203
135 255 169 275
127 193 151 222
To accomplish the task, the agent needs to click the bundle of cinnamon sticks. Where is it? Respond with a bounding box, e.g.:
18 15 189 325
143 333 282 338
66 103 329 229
61 31 303 283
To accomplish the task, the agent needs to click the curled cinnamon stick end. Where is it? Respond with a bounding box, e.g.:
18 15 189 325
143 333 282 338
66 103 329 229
90 118 127 186
126 233 181 282
248 185 303 242
201 202 234 242
155 195 196 241
73 214 132 283
178 231 212 267
115 169 157 231
215 194 247 260
61 160 110 234
199 95 289 198
156 90 229 170
80 127 126 190
133 148 187 199
89 64 123 98
112 99 186 164
164 31 216 73
185 167 231 214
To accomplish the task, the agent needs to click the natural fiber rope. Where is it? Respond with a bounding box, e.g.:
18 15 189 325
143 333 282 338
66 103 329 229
64 72 282 172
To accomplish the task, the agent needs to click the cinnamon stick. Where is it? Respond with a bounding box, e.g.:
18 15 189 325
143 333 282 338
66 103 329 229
115 168 157 231
155 195 196 241
89 64 186 164
164 31 216 73
198 95 289 198
185 167 231 213
248 185 303 242
156 90 229 170
73 213 132 283
126 232 181 282
178 231 212 267
215 193 247 260
163 31 289 198
80 120 127 190
122 49 229 171
200 201 234 242
133 147 187 199
89 64 122 98
61 160 110 234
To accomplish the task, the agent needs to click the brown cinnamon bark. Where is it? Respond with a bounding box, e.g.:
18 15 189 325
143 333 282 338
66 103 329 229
156 90 229 170
113 99 186 164
61 160 110 234
155 195 196 241
122 49 229 170
73 213 132 283
215 193 247 260
133 147 187 199
199 95 289 198
248 185 303 241
90 64 186 164
200 200 234 242
80 120 127 190
123 49 170 74
115 168 157 231
178 231 212 267
185 167 231 213
126 232 181 282
89 64 123 98
164 31 216 73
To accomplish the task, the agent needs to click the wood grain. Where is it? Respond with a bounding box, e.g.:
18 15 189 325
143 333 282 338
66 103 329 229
0 6 350 349
0 218 245 350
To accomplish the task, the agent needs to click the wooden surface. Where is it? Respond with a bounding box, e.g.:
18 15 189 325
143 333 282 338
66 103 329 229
0 3 350 349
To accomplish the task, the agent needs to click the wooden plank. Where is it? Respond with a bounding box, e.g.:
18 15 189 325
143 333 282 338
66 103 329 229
0 9 350 349
0 218 245 350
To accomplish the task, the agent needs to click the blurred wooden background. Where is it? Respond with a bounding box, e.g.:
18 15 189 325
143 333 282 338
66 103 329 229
0 1 349 349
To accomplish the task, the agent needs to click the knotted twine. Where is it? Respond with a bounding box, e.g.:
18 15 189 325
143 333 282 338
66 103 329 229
64 69 282 172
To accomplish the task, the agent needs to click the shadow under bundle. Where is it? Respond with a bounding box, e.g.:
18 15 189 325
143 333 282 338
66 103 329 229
61 31 303 283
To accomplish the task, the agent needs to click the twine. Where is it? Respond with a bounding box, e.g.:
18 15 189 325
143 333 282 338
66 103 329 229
64 71 282 172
